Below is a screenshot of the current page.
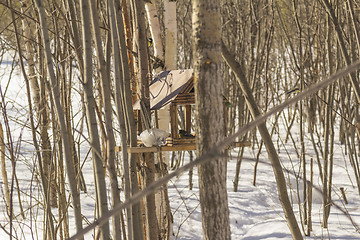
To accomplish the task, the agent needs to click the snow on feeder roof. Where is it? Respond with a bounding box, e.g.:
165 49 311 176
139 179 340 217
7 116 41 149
133 69 194 110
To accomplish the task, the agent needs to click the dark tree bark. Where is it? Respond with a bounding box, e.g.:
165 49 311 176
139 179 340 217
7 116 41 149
193 1 231 239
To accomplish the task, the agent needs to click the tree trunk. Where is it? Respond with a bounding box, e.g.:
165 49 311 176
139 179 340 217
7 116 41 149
131 0 160 238
88 0 122 239
0 122 10 216
65 0 84 73
80 0 111 239
193 1 231 239
156 1 175 238
323 15 335 228
164 0 177 70
113 1 143 239
292 1 307 227
145 0 164 65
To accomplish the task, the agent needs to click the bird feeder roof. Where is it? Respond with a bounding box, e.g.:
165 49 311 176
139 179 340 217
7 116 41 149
133 69 194 110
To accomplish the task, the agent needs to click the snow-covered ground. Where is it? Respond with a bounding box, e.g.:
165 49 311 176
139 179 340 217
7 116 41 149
169 132 360 239
1 59 360 239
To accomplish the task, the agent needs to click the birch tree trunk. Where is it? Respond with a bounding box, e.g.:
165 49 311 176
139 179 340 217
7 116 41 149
145 1 174 238
33 1 84 238
145 0 164 64
193 1 231 239
164 0 177 70
80 0 111 239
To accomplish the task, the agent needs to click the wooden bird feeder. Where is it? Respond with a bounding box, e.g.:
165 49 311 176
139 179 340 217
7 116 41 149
116 69 250 153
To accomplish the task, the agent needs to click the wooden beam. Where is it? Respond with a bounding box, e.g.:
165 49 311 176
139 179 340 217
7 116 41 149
172 93 195 104
185 105 192 132
232 141 251 148
115 144 196 153
170 103 178 138
115 141 250 153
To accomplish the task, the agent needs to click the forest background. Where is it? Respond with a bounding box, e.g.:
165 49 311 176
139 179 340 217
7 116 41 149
0 0 360 239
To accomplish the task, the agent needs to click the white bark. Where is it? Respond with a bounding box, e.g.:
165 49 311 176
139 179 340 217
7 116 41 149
164 0 177 70
155 2 176 239
145 0 164 61
160 0 177 158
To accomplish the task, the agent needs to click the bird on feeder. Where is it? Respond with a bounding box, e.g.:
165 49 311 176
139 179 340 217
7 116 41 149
179 129 195 138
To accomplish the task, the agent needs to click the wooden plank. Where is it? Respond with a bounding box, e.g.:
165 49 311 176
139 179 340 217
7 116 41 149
232 141 251 148
115 144 196 153
172 93 195 104
182 77 194 93
138 137 173 146
170 103 178 139
173 138 195 145
115 141 251 153
185 105 192 132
